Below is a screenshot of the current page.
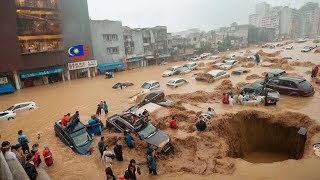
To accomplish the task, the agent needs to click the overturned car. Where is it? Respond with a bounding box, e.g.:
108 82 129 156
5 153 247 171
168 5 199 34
107 113 173 154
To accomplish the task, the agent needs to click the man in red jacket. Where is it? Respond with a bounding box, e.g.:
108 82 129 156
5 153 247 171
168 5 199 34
169 116 177 129
42 145 53 166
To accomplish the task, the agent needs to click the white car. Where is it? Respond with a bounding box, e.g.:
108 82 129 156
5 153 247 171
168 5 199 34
207 70 230 80
221 60 239 70
301 46 312 52
162 66 180 77
175 67 191 75
213 62 225 69
183 62 198 70
166 78 188 88
191 56 200 61
7 102 37 113
200 53 211 59
209 55 220 60
0 111 16 121
141 80 160 92
284 46 293 50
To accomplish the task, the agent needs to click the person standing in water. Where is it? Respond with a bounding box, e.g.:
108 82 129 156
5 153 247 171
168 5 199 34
147 150 157 175
96 104 102 116
103 101 108 115
42 145 53 167
17 130 30 153
113 140 123 161
98 137 105 157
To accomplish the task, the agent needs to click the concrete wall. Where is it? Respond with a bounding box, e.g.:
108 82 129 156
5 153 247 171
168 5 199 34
6 159 29 180
58 0 94 62
132 30 144 55
0 152 14 180
90 20 125 64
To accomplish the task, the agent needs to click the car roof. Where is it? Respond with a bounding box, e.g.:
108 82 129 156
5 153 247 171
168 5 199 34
13 102 34 106
244 83 263 89
278 76 306 82
208 70 225 76
171 66 181 68
225 60 237 63
168 78 184 81
145 80 159 84
269 69 285 74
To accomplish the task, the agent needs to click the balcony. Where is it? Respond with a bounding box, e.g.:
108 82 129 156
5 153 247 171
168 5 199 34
16 0 58 10
17 18 62 36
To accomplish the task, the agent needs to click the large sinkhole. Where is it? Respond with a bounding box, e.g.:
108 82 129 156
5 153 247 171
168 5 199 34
220 115 307 163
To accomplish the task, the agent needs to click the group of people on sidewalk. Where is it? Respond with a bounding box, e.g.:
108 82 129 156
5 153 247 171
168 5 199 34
1 130 53 180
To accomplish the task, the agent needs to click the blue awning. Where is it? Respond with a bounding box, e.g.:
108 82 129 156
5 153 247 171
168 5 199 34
127 57 143 63
98 62 124 71
20 67 64 79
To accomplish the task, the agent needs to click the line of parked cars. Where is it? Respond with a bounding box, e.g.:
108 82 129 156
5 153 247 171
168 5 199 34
162 62 198 77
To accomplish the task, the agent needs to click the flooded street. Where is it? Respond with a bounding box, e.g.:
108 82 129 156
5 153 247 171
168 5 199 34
1 42 320 180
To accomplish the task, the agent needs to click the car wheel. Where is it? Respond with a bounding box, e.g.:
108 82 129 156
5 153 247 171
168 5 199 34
289 93 299 97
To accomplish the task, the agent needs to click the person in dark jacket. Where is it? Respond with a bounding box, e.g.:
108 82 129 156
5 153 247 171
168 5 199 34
129 159 141 177
105 166 116 180
196 120 207 131
113 140 123 161
98 136 105 157
124 164 136 180
96 104 102 116
66 111 80 132
24 153 38 180
147 150 157 175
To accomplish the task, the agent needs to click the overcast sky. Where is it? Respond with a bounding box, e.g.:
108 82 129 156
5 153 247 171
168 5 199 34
87 0 319 32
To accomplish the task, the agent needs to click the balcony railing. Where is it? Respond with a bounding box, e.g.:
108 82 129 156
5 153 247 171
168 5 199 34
17 19 62 36
16 0 58 10
20 40 63 55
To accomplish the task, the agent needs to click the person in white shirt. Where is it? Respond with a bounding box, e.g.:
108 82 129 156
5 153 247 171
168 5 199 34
1 141 17 161
102 145 115 166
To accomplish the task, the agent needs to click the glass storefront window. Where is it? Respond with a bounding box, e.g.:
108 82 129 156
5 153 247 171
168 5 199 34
20 39 63 54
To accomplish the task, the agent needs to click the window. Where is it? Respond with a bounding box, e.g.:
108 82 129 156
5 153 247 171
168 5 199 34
114 120 128 130
106 47 119 54
152 82 159 87
269 80 279 85
0 113 8 117
102 34 118 41
299 80 312 89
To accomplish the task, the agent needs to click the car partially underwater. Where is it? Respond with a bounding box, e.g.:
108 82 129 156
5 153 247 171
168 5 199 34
54 120 93 155
107 113 173 154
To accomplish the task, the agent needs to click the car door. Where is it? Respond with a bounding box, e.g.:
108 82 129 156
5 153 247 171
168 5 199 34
20 103 30 111
114 119 130 132
277 80 291 95
152 82 160 89
175 79 182 86
267 79 280 92
12 105 22 112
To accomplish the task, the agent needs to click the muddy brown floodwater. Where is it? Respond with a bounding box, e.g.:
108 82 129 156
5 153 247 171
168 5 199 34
0 42 320 180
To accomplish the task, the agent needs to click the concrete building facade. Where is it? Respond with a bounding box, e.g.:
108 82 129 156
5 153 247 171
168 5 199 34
299 2 320 38
90 20 126 65
123 27 144 56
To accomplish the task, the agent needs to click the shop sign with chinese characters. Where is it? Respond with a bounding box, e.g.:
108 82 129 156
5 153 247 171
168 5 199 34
68 60 97 71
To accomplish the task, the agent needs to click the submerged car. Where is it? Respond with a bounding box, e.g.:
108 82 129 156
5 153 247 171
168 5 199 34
221 60 239 70
107 113 173 154
0 111 16 121
266 76 314 97
191 56 201 61
54 120 93 155
232 69 251 75
162 66 180 77
138 90 174 107
241 83 280 105
284 45 293 50
7 102 37 113
141 81 160 92
166 78 188 88
267 69 286 78
183 62 198 70
195 70 229 83
174 67 191 75
112 82 134 89
301 46 312 52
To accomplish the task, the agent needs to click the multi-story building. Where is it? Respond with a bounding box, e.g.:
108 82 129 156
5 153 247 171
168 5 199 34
299 2 320 38
90 20 126 72
256 2 270 15
0 0 93 90
123 27 145 69
260 7 281 36
249 14 261 27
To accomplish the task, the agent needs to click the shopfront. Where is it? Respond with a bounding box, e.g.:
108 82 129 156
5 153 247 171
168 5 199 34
19 67 64 88
67 60 97 79
126 56 144 69
97 62 125 74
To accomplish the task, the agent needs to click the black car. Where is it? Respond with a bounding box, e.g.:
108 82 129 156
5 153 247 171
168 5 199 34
54 120 93 155
138 90 174 107
107 113 173 154
241 83 280 105
112 82 134 89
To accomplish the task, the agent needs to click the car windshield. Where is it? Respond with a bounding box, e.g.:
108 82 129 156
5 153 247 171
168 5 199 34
138 123 157 139
71 132 91 147
184 64 191 68
167 68 174 71
168 80 176 84
7 106 14 111
299 80 312 89
141 83 151 89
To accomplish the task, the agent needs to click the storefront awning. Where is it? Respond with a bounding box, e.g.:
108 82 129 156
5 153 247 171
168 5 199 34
20 67 64 78
98 62 124 71
127 57 144 63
